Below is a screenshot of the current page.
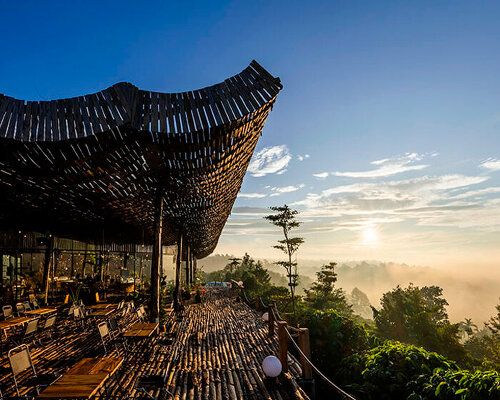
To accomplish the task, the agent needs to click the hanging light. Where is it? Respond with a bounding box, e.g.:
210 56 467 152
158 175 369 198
262 356 282 378
262 312 269 322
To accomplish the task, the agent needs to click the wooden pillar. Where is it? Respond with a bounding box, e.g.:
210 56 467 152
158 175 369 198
150 195 163 323
278 321 289 372
268 302 275 338
185 245 190 286
42 234 54 305
192 254 196 284
173 232 183 311
298 328 313 379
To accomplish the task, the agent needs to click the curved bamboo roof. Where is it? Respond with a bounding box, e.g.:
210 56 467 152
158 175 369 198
0 60 282 258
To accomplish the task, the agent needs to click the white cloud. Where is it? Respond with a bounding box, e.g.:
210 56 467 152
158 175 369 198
248 145 291 177
293 174 490 226
480 158 500 171
238 193 267 198
270 184 305 197
313 172 329 179
334 152 429 178
297 154 310 161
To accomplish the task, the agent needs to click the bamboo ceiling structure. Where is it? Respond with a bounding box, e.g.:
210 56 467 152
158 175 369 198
0 61 282 258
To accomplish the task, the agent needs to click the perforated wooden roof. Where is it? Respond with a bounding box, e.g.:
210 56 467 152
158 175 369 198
0 60 281 258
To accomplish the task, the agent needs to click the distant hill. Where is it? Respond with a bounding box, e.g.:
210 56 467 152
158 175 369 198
199 254 500 324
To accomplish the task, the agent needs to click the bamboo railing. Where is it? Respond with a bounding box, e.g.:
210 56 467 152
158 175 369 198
240 289 357 400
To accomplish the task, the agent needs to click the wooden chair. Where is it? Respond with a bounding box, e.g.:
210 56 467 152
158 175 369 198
98 321 127 355
40 315 57 345
32 298 41 310
8 344 58 396
10 317 40 347
15 302 25 317
2 304 13 319
23 300 32 312
133 372 173 400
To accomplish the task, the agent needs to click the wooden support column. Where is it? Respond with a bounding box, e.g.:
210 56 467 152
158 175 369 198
192 254 196 284
150 194 163 323
173 232 183 311
185 245 190 286
298 328 313 379
42 234 54 305
278 321 289 373
268 302 275 338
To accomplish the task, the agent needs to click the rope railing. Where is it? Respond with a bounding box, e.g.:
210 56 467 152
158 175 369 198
239 288 357 400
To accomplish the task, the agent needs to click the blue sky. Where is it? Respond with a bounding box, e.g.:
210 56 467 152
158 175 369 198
1 1 500 268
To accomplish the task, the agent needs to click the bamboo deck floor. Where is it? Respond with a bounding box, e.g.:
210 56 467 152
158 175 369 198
0 293 309 399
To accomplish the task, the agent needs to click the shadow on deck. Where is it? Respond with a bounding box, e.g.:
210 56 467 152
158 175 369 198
0 291 309 399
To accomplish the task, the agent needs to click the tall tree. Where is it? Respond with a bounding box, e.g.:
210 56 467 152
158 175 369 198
305 262 352 316
265 205 303 321
372 284 466 361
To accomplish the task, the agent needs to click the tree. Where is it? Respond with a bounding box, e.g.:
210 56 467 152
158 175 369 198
458 318 478 340
304 262 352 316
488 299 500 336
372 284 466 361
265 205 304 321
350 287 372 319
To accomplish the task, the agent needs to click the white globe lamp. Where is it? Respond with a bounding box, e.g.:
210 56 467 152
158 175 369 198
262 312 269 322
262 355 282 378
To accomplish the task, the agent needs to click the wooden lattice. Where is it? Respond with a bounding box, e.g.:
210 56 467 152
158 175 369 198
0 61 282 258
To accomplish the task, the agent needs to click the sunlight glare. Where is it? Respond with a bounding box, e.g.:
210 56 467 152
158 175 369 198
361 227 378 246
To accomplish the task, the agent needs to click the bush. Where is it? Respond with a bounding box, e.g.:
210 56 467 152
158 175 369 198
410 369 500 399
340 341 458 399
298 308 371 376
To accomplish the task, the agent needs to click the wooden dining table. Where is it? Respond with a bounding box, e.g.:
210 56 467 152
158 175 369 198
123 322 158 338
24 307 57 316
88 308 115 317
38 357 123 398
0 316 34 331
87 303 115 310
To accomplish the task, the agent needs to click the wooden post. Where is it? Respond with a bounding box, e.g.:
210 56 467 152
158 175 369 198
173 232 183 311
150 194 163 323
268 302 275 338
278 321 289 373
42 234 53 305
298 328 313 379
192 254 196 284
185 245 190 286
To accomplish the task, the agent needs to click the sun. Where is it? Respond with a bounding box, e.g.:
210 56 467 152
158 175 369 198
361 227 378 246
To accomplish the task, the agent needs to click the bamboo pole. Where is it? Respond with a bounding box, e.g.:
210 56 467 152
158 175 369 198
269 302 275 338
278 321 289 373
150 194 164 322
298 328 313 379
174 232 183 311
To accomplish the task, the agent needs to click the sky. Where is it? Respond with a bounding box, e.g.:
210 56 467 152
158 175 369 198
1 1 500 270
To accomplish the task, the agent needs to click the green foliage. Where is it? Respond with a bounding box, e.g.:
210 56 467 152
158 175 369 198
340 341 458 399
304 262 352 317
298 308 371 380
410 368 500 399
204 253 288 305
373 284 467 362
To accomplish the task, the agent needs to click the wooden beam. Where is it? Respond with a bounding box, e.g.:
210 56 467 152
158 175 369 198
149 194 163 322
174 232 182 311
42 234 54 305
